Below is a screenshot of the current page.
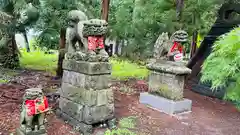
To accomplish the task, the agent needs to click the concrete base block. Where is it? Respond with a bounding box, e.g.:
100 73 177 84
140 92 192 115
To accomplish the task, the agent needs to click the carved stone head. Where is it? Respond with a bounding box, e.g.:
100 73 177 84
67 10 88 28
23 88 44 100
170 30 188 43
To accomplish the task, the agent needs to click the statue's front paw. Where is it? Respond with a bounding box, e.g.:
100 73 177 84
87 50 98 62
75 51 87 61
98 49 109 62
26 127 32 132
65 53 74 60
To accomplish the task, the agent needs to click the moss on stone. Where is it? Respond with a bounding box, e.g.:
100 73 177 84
150 84 182 101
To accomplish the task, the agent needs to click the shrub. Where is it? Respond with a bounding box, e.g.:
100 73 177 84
201 26 240 101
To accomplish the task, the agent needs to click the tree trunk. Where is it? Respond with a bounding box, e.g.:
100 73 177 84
176 0 184 21
56 27 66 78
190 30 198 58
23 29 30 52
101 0 110 21
2 34 20 69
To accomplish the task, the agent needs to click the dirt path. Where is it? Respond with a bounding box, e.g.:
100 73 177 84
0 71 240 135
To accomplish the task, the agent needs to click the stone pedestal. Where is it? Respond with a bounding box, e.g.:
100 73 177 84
140 60 192 115
57 60 115 134
16 127 47 135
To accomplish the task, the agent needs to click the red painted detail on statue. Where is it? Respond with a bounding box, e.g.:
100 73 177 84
88 37 97 50
170 41 183 53
25 96 49 116
88 36 105 50
98 37 104 49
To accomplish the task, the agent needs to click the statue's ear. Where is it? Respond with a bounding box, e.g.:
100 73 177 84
25 0 40 6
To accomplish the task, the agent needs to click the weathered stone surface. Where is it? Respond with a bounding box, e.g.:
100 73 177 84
60 83 97 106
97 90 108 106
56 109 93 134
147 60 191 75
153 32 171 60
148 71 185 100
83 104 114 124
62 70 110 90
59 97 83 121
140 92 192 115
62 60 111 75
16 128 47 135
60 83 114 106
106 89 114 104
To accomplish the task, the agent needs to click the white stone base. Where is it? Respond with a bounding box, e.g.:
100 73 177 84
140 92 192 115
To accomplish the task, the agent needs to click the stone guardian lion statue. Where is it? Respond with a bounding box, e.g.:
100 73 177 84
65 10 109 62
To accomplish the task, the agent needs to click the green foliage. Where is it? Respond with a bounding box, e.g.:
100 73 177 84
201 26 240 101
104 128 136 135
119 116 137 129
106 0 222 60
0 79 8 83
34 0 101 49
30 0 223 60
0 0 40 69
104 116 137 135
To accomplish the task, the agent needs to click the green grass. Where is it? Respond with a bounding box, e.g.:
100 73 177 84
20 49 58 75
111 58 149 80
19 49 149 79
0 79 8 83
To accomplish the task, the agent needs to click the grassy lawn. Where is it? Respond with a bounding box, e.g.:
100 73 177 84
20 49 58 75
19 49 149 80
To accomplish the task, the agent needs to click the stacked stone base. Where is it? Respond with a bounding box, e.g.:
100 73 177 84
58 60 115 134
142 60 192 115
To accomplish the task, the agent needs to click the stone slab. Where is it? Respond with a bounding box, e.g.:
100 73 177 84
16 128 47 135
148 71 185 100
146 60 191 75
60 83 114 106
83 104 115 125
63 60 111 75
56 109 93 135
140 93 192 115
59 97 83 121
62 70 110 90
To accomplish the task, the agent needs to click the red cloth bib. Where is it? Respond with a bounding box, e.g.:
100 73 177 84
25 96 49 116
170 41 183 53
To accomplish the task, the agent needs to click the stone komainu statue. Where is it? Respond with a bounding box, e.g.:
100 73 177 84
170 30 188 43
153 30 188 61
153 32 171 60
17 88 49 135
65 10 109 62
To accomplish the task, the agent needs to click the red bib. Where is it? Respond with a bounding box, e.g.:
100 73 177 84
170 41 183 53
25 96 49 116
